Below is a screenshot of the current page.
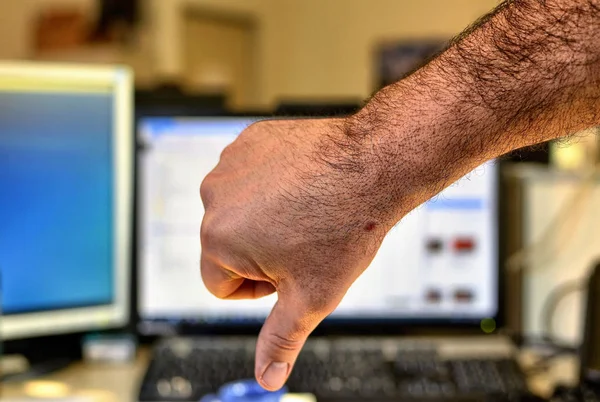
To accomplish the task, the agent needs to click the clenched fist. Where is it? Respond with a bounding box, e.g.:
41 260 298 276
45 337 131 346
199 117 402 391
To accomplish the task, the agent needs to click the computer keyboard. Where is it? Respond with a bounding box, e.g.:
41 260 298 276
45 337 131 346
138 337 529 401
552 384 600 401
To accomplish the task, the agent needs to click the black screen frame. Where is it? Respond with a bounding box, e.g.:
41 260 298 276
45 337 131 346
133 109 505 339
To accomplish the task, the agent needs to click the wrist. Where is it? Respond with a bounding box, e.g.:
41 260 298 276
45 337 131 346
345 80 479 218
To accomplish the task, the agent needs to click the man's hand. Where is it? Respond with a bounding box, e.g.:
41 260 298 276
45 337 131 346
200 0 600 393
200 118 394 391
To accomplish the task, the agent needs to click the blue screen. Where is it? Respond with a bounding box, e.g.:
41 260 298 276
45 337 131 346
0 91 114 314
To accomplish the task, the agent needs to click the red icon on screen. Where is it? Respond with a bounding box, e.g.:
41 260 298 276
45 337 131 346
454 289 474 303
425 289 442 303
453 237 476 253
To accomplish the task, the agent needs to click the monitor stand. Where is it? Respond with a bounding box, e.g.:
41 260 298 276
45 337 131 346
2 334 81 382
2 357 75 382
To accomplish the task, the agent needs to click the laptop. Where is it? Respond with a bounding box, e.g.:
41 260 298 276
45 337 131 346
134 110 522 401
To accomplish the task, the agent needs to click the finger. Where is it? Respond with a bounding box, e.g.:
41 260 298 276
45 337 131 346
226 279 276 300
200 254 244 299
254 297 322 391
200 254 276 300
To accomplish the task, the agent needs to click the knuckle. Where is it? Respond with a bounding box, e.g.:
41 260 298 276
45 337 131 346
200 214 232 252
199 176 213 206
200 218 218 251
219 143 235 160
263 332 305 352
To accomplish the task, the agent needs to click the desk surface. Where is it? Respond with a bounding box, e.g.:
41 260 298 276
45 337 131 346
2 347 581 401
2 350 150 402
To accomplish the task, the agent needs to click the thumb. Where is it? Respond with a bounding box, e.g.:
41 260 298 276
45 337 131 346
254 296 322 391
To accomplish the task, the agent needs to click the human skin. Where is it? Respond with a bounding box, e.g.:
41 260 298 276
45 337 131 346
200 0 600 391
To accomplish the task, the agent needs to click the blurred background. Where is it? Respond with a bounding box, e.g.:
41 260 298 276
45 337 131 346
3 1 600 402
0 0 499 108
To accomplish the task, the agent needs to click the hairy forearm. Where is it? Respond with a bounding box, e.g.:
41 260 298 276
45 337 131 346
430 0 600 150
347 0 600 221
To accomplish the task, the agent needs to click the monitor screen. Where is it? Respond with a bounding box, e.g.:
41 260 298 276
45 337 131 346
137 116 498 334
0 63 132 339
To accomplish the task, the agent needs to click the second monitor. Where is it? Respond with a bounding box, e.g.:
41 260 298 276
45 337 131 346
136 115 498 334
0 62 133 341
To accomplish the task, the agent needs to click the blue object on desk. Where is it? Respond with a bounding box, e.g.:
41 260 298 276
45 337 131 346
200 379 288 402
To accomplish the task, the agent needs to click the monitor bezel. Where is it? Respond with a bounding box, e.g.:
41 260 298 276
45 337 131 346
0 62 133 340
134 110 504 338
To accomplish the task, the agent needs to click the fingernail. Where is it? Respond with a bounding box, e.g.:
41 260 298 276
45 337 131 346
261 362 289 390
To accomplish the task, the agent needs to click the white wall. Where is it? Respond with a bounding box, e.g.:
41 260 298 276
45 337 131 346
149 0 266 81
263 0 499 102
0 2 34 60
153 0 500 106
0 1 502 103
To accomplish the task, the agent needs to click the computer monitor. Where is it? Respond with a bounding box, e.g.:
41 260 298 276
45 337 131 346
0 62 133 340
137 115 499 335
274 101 361 117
